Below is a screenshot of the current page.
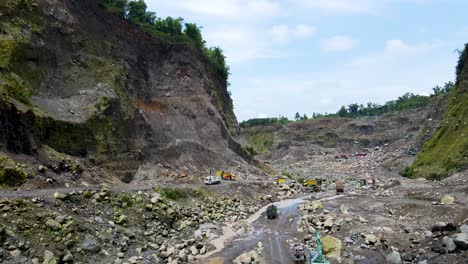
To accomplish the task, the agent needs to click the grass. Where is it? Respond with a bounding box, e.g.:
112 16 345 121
246 133 276 154
157 187 204 200
405 81 468 179
0 154 27 187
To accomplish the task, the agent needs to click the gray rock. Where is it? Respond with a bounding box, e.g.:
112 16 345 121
365 234 378 245
460 224 468 234
45 219 62 230
80 235 101 254
386 251 402 264
43 250 57 264
453 233 468 250
442 236 457 252
62 252 73 262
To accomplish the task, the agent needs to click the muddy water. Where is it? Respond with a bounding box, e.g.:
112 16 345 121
195 192 345 263
209 196 306 263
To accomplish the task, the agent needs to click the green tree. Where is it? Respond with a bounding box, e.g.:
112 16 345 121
184 23 205 49
155 17 184 36
338 106 347 117
347 103 359 115
294 112 300 121
127 0 149 23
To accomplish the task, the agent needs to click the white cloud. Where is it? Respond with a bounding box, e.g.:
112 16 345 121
294 0 378 14
204 26 286 63
322 35 358 51
148 0 282 21
351 39 438 66
271 24 316 44
271 25 290 43
293 24 316 38
292 0 431 15
233 39 457 121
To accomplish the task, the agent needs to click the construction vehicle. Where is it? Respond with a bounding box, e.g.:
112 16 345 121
303 179 320 192
277 178 287 184
292 244 307 264
215 170 237 181
266 205 278 219
204 176 221 185
335 179 344 193
310 231 330 264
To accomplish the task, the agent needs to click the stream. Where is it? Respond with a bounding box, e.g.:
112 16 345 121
197 192 343 263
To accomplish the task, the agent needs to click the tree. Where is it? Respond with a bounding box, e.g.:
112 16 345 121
338 106 347 117
294 112 300 121
184 23 205 49
347 103 359 115
155 17 184 36
302 114 308 120
127 0 148 24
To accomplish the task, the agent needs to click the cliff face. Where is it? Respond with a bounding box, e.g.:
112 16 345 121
0 0 259 186
407 44 468 179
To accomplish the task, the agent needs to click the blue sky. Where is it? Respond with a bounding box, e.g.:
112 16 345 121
145 0 467 121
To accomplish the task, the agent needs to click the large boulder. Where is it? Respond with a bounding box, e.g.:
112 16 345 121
80 235 101 254
460 224 468 234
322 235 342 259
386 251 401 264
43 250 57 264
441 195 454 205
443 236 457 252
453 233 468 250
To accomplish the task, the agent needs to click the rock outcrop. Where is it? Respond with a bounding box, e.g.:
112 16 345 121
0 0 261 186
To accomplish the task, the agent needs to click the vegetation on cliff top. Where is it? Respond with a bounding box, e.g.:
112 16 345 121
240 84 453 128
99 0 230 81
403 43 468 180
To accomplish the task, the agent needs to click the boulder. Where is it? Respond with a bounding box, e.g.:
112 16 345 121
238 253 252 263
442 236 457 252
80 235 101 254
453 233 468 250
324 218 334 228
310 201 324 212
460 224 468 234
365 234 378 245
322 235 342 259
441 195 454 205
43 250 57 264
386 251 401 264
45 219 62 230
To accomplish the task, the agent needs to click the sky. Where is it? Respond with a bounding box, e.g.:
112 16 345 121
145 0 468 121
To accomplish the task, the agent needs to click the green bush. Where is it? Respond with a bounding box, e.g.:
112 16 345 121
158 187 204 200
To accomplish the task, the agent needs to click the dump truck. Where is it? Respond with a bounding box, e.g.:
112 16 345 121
216 170 237 181
335 179 344 193
303 179 320 192
205 176 221 185
266 205 278 219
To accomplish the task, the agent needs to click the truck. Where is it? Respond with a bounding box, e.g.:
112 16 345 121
217 171 236 181
266 205 278 219
205 176 221 185
335 179 345 193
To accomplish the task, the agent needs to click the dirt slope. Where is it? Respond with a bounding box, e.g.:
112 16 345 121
240 97 448 179
0 0 262 189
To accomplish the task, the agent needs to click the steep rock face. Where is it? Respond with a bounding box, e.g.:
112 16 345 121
0 0 258 185
408 44 468 179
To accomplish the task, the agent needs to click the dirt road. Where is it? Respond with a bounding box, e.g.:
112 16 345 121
0 180 273 199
